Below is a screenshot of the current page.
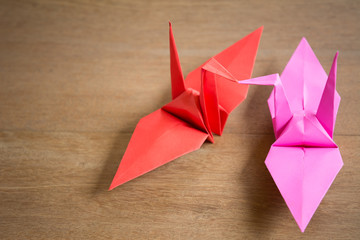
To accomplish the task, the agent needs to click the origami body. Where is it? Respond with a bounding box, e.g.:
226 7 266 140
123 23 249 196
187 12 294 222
109 23 263 190
235 38 343 232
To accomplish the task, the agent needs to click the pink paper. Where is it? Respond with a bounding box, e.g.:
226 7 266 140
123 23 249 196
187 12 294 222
205 38 343 232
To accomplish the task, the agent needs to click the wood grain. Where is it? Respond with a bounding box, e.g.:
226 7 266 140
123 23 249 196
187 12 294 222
0 0 359 239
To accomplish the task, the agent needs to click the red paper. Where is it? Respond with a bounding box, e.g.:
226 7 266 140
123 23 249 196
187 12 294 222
109 23 263 190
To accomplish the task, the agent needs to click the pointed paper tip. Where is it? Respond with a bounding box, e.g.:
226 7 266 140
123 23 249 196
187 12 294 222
252 25 264 37
109 171 131 190
327 51 338 81
239 25 263 44
298 37 311 49
237 73 279 86
333 51 339 64
297 217 310 233
300 36 308 43
254 26 264 39
109 178 120 191
108 182 116 191
330 51 338 77
169 21 172 28
109 176 129 191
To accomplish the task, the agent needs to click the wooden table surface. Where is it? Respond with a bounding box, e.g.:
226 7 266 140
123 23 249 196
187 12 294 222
1 0 359 239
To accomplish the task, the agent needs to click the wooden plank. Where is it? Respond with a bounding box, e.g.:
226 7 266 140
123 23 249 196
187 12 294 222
0 0 359 239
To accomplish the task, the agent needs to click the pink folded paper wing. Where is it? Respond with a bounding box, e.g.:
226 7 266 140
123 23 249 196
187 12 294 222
265 146 343 232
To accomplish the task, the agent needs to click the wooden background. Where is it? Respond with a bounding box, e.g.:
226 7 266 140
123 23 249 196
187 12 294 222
0 0 359 239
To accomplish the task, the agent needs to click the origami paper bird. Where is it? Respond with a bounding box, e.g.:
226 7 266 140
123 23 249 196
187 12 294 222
109 23 263 190
233 38 343 232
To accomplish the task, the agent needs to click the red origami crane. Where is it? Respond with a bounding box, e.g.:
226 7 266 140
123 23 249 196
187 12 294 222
109 23 263 190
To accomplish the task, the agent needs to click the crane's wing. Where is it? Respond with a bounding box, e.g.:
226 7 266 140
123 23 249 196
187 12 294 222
265 146 343 232
109 109 208 190
280 38 328 113
185 26 263 134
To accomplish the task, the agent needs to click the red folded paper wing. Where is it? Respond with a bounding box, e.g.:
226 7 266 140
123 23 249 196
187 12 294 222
109 109 208 189
185 26 263 115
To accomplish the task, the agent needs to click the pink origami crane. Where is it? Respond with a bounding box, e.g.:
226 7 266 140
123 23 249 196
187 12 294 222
234 38 343 232
109 23 263 190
